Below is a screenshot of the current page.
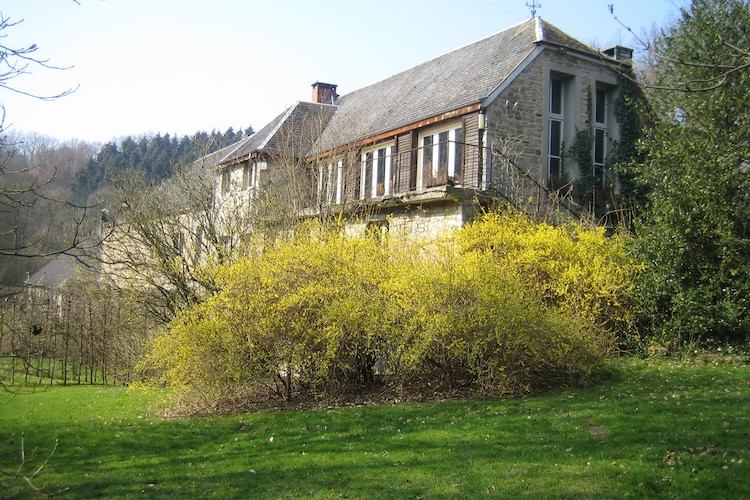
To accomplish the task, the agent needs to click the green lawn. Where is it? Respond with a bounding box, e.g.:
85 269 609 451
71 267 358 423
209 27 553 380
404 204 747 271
1 358 748 499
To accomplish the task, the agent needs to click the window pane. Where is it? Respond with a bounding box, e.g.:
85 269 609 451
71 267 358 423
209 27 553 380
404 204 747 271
550 78 562 115
549 120 562 156
454 128 463 180
422 135 433 176
549 157 562 179
438 131 449 177
377 148 386 195
594 128 605 165
549 119 563 182
595 88 607 124
364 151 373 199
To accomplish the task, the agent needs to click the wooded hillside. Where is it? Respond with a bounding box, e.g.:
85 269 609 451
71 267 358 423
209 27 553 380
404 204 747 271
0 126 251 285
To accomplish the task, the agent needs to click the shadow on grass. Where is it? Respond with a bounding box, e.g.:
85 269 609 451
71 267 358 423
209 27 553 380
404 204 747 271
2 359 748 498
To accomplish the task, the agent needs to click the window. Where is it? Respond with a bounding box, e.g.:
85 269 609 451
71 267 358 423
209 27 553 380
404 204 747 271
221 170 230 195
548 77 565 182
318 162 335 205
593 85 609 184
242 164 251 189
335 160 343 204
376 149 386 196
418 123 464 189
243 163 260 192
360 144 393 199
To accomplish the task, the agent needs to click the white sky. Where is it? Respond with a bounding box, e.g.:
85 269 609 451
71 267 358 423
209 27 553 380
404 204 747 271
2 0 686 144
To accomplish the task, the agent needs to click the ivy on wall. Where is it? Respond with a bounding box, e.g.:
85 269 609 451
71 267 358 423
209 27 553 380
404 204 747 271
566 75 643 225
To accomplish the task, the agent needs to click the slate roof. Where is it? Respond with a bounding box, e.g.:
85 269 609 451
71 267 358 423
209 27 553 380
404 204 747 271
24 254 78 288
209 101 337 169
313 17 602 151
203 17 613 168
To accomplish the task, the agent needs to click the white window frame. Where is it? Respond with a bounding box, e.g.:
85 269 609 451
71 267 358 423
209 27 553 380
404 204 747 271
316 159 346 205
360 142 394 199
317 161 337 205
548 76 565 182
416 120 463 190
593 84 609 173
220 169 231 195
335 160 343 204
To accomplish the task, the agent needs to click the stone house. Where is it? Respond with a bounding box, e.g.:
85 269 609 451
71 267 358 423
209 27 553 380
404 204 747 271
208 17 634 237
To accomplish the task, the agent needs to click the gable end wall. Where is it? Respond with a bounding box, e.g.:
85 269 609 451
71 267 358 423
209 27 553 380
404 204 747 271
484 48 622 213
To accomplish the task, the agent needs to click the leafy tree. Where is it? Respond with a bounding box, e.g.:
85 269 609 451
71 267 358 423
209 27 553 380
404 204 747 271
631 0 750 346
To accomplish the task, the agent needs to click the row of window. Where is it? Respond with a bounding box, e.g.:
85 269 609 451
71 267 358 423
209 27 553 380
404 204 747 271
318 122 468 205
219 125 467 201
220 160 267 195
220 77 614 200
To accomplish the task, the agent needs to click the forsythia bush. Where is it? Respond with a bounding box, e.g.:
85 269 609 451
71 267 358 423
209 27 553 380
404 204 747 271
142 212 640 403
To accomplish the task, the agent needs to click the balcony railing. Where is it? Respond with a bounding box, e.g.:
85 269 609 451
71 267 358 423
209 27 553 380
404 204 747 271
316 140 483 207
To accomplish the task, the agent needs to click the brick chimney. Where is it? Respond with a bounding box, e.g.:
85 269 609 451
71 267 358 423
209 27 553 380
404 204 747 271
311 82 338 104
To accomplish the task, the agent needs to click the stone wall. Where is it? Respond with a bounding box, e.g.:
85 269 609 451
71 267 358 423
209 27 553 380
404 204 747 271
345 200 467 240
389 202 465 239
484 48 623 217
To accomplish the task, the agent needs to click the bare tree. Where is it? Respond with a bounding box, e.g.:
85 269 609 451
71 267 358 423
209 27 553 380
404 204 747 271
98 149 257 323
97 104 345 324
0 6 104 401
0 8 106 282
0 10 96 267
0 12 77 111
609 2 750 93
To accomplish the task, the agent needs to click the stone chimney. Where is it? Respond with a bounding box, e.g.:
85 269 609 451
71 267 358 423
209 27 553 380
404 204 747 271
311 82 338 104
602 45 633 62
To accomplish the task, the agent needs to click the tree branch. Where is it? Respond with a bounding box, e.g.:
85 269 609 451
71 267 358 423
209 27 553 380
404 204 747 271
608 3 750 92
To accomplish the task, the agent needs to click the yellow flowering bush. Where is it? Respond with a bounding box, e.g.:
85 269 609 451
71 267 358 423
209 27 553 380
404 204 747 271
143 212 640 402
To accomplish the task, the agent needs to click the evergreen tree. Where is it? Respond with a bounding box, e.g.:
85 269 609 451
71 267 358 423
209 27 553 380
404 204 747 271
72 126 252 202
633 0 750 344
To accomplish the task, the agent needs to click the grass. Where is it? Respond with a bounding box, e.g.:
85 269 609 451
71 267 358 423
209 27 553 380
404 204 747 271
1 357 748 499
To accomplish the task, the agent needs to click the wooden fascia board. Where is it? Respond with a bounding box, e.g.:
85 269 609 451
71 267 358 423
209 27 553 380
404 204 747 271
308 103 482 162
215 151 271 171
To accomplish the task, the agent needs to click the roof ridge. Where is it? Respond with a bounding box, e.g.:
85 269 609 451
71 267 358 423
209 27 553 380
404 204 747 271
425 17 537 65
534 16 544 41
338 18 539 100
257 102 300 150
219 134 255 163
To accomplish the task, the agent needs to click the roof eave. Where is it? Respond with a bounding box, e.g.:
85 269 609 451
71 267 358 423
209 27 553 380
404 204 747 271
308 103 482 161
482 46 544 109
